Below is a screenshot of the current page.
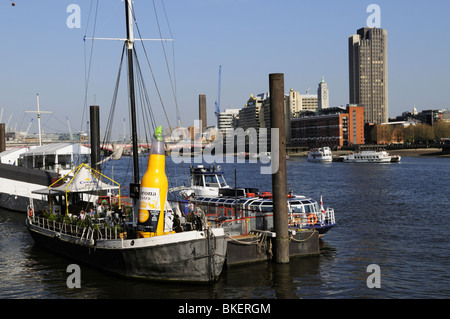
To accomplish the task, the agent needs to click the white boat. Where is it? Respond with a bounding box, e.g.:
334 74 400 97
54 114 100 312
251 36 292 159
308 147 333 162
176 165 337 237
177 165 230 198
0 143 90 212
343 150 392 163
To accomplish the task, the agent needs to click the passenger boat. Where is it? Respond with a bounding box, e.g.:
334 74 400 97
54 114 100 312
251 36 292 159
25 0 227 283
0 143 90 212
308 147 333 162
343 150 394 163
176 165 336 237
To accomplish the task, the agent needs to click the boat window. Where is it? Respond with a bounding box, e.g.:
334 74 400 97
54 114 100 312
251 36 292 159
193 174 204 187
291 205 305 213
25 156 33 168
217 175 227 187
259 205 272 212
45 155 56 170
34 155 44 169
58 154 71 169
204 174 219 187
208 205 217 215
304 205 313 213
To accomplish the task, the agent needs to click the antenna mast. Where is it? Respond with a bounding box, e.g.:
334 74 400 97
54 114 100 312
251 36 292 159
25 93 53 146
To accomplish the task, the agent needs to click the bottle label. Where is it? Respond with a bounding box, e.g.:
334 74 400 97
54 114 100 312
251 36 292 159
138 187 160 224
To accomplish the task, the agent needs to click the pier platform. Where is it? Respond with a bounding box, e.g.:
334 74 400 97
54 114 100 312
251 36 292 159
225 229 319 267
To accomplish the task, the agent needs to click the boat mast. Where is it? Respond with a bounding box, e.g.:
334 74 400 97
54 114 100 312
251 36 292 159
125 0 140 185
25 93 52 146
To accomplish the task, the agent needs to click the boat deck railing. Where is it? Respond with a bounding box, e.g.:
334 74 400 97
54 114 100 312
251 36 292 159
171 200 336 238
28 213 128 242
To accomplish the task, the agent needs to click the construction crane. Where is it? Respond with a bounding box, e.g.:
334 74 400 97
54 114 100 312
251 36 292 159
214 65 222 128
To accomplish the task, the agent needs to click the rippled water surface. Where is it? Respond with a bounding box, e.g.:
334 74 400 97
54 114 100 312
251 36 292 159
1 155 449 299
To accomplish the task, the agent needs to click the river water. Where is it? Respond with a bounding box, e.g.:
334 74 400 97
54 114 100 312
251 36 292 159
1 155 449 299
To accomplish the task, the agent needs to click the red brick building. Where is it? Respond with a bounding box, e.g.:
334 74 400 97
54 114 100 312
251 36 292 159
290 105 364 148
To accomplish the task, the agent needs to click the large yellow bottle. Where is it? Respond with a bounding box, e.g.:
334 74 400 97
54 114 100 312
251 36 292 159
137 126 174 238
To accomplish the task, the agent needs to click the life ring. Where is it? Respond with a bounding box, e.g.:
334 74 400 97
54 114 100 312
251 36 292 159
307 214 317 225
28 208 34 218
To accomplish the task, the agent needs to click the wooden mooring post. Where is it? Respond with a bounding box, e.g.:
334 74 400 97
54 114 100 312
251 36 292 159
269 73 289 264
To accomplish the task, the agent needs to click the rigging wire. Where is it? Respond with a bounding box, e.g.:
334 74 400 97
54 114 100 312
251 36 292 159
152 0 181 128
82 0 99 135
130 4 172 131
130 1 190 188
102 44 126 148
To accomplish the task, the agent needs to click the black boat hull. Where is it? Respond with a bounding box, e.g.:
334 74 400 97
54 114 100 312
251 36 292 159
26 218 227 283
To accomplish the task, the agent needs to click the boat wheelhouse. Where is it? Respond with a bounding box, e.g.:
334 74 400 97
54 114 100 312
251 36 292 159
176 165 230 198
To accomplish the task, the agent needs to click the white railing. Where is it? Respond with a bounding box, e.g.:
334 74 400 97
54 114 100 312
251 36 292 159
29 215 125 241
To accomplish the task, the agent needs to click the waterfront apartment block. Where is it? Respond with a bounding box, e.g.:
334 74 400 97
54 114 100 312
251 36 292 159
236 93 267 132
288 89 319 116
217 108 240 137
290 105 364 148
349 27 388 124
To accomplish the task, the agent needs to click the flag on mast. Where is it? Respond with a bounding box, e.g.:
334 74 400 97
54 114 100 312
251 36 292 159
320 196 326 223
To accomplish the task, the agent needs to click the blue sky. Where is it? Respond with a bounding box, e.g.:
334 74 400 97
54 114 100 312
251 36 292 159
0 0 449 138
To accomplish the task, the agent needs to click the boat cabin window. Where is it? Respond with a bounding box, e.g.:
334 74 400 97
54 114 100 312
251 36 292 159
204 174 218 187
25 156 33 168
290 205 305 213
193 174 204 187
34 155 44 169
58 154 71 169
217 175 227 187
45 155 56 170
300 200 318 213
260 205 272 212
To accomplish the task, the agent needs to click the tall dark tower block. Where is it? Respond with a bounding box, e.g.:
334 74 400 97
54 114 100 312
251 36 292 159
349 27 388 124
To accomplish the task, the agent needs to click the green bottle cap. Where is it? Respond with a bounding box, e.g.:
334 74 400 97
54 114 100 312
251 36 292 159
154 126 162 141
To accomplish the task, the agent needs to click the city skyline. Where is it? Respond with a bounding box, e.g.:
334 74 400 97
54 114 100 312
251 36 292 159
0 1 449 138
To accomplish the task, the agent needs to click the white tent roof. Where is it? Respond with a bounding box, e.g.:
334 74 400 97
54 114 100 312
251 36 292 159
20 143 90 157
54 165 119 193
32 164 119 195
0 147 29 164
